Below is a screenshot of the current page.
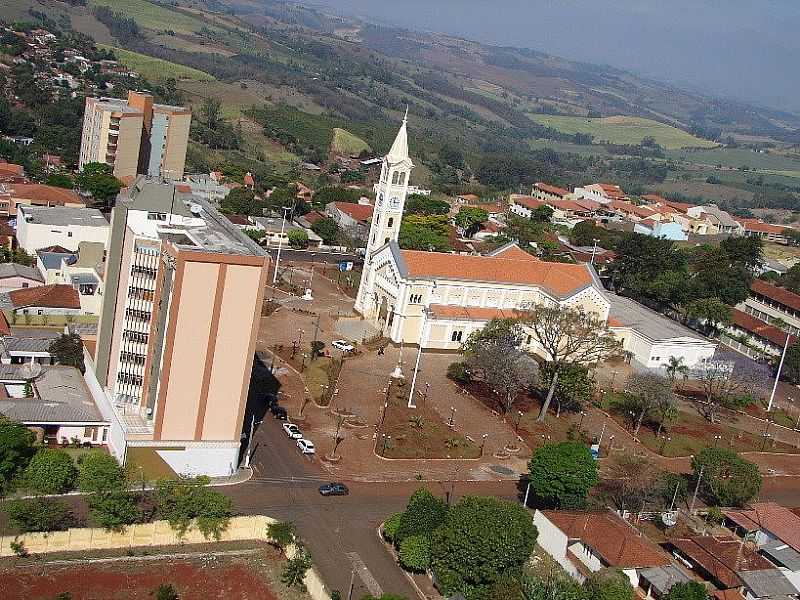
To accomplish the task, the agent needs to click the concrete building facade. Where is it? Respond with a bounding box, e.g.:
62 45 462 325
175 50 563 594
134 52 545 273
79 91 191 181
16 205 109 253
94 177 269 476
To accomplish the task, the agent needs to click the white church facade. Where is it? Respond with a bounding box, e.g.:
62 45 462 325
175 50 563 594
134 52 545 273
354 116 716 367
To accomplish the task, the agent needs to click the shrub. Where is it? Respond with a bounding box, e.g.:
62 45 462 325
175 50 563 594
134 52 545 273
399 534 430 572
706 506 724 525
23 449 77 494
5 497 74 532
77 451 127 493
155 584 178 600
87 491 140 531
585 568 634 600
446 361 471 384
662 581 709 600
691 448 761 507
10 539 27 557
267 521 296 550
0 415 35 493
154 477 233 539
383 512 403 542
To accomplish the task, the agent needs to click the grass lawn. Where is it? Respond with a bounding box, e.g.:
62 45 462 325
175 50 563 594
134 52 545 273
100 45 215 81
530 114 717 150
88 0 209 35
377 381 480 459
303 356 341 406
125 446 177 482
332 128 371 155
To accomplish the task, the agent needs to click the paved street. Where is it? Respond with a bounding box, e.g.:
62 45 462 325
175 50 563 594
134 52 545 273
265 248 363 265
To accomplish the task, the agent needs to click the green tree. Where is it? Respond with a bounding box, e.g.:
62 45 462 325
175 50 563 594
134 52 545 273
454 207 488 238
200 97 223 130
622 372 675 438
528 441 599 508
219 188 261 215
522 572 588 600
664 356 690 387
155 584 179 600
77 451 127 493
398 215 452 251
87 490 140 531
267 521 296 550
662 582 709 600
24 449 77 494
584 568 634 600
784 342 800 384
404 195 450 216
282 548 312 589
430 496 537 600
399 534 431 572
46 173 74 189
531 205 554 223
48 333 85 373
396 487 448 545
311 217 340 244
288 228 309 249
383 512 403 543
75 162 122 207
782 264 800 293
687 246 752 306
154 477 233 539
488 571 525 600
608 234 688 307
685 298 731 335
720 236 763 272
691 447 761 507
540 363 592 417
4 497 74 532
0 416 35 493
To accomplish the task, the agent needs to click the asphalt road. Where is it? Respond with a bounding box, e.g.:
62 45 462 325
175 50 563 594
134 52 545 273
227 410 517 599
265 248 363 265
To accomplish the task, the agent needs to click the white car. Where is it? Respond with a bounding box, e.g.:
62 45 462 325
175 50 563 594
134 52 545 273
297 439 316 454
282 423 303 439
331 340 355 353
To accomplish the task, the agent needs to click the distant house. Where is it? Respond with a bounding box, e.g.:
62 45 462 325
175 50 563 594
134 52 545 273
0 263 44 294
250 216 323 249
686 204 743 235
634 220 688 241
531 182 572 203
16 205 109 253
738 280 800 337
721 309 793 360
326 201 374 239
509 194 545 218
739 219 790 245
534 510 687 598
0 283 82 317
574 183 628 205
1 183 86 216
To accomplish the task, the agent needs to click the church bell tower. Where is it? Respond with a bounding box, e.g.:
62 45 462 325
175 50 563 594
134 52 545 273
354 112 414 316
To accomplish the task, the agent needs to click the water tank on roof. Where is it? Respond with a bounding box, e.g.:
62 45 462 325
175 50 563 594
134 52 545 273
189 203 202 216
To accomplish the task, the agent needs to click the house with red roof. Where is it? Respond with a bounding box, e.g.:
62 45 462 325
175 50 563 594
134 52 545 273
531 181 572 203
0 283 82 316
325 201 374 238
738 280 800 341
722 309 793 360
738 219 791 244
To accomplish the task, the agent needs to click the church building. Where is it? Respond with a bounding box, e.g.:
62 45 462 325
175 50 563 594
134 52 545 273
354 115 610 354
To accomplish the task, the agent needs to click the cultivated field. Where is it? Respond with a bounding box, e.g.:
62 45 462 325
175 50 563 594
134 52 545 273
100 45 215 81
88 0 209 35
667 146 800 172
530 114 718 149
332 128 371 155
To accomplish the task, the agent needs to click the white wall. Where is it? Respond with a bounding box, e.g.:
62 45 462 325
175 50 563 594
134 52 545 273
533 511 579 578
155 443 240 478
17 219 109 253
616 329 716 369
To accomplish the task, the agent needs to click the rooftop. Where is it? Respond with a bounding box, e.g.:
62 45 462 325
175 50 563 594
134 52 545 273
396 243 599 299
724 502 800 553
638 565 692 597
7 184 83 205
730 308 794 347
37 248 76 271
0 263 43 282
608 294 711 343
737 569 798 598
0 365 104 424
750 280 800 314
510 195 545 210
534 182 571 197
19 205 108 227
669 536 774 588
121 177 267 257
541 510 670 569
2 284 81 310
761 539 800 572
330 201 374 223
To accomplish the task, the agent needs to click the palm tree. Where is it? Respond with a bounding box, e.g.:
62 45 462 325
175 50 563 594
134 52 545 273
664 356 689 389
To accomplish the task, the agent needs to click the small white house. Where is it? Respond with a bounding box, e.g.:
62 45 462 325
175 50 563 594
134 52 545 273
16 205 109 253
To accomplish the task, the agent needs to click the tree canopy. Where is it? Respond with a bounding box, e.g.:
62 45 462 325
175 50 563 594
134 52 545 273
23 449 77 495
455 207 489 238
0 416 35 493
528 441 599 508
76 162 122 206
662 582 709 600
584 569 634 600
49 333 85 373
398 214 452 252
405 195 450 216
430 496 537 600
691 447 761 507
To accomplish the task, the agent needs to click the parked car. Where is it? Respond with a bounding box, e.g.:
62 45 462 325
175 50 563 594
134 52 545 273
319 482 349 496
264 392 278 407
296 439 315 454
331 340 355 353
282 423 303 439
272 406 288 420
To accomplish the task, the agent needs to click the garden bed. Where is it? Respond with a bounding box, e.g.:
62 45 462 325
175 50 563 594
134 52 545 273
376 381 480 459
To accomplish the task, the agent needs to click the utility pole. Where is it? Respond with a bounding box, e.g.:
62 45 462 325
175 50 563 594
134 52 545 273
689 464 704 514
347 569 355 600
312 312 321 350
767 331 791 411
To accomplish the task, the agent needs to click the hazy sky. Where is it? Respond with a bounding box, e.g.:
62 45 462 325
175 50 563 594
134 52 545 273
298 0 800 113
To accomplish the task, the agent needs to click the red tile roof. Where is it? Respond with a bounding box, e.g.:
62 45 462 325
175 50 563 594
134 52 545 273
550 198 591 213
534 182 571 197
750 279 800 314
332 202 373 223
0 312 10 337
542 511 670 569
510 195 545 210
9 184 81 205
225 214 251 226
730 308 793 347
490 244 537 261
302 211 326 225
8 284 80 309
670 536 773 588
400 250 595 298
724 502 800 553
609 200 657 219
739 219 787 235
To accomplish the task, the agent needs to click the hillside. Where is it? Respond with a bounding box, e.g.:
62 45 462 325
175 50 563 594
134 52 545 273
5 0 800 213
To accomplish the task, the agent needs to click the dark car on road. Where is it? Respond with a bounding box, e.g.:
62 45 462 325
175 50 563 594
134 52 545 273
318 482 349 496
271 405 287 420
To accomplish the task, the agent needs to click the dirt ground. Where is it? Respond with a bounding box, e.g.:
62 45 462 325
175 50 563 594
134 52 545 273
0 543 308 600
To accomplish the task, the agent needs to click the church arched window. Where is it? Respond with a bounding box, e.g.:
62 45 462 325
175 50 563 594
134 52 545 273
375 214 380 226
387 217 394 228
398 172 406 186
391 171 399 185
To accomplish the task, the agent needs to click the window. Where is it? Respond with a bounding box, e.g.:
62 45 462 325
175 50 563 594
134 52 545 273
102 428 108 442
147 212 167 221
387 217 394 228
451 330 463 342
391 171 399 185
123 330 149 344
21 283 28 288
67 231 73 237
384 237 390 244
409 294 423 304
398 172 406 186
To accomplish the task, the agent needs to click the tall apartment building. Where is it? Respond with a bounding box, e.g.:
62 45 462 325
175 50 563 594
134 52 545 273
79 91 191 182
93 177 269 476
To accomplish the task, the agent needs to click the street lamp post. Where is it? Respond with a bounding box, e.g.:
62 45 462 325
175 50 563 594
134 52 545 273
271 206 292 284
514 410 523 433
661 436 671 455
611 370 618 391
590 238 600 266
578 410 587 432
767 332 791 412
762 419 773 452
448 406 456 427
480 433 488 456
713 435 722 447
